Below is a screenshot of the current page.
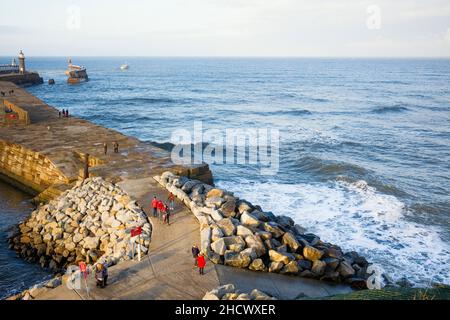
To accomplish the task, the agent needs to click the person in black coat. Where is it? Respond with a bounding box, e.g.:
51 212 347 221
191 244 200 267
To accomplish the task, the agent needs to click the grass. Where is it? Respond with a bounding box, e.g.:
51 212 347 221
302 284 450 300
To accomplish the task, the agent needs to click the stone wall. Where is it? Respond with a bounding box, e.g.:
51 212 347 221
0 72 43 86
2 98 30 124
0 140 69 193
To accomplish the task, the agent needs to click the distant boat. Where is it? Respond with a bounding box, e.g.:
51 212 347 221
66 58 88 84
120 63 129 70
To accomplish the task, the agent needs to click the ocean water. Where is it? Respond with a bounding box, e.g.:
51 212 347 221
2 57 449 288
0 181 52 299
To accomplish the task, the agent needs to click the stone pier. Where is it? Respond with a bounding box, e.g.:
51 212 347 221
1 81 352 300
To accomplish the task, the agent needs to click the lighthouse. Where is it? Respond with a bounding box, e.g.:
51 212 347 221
18 50 25 74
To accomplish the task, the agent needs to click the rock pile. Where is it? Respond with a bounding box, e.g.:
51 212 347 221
203 284 276 300
9 177 152 271
155 172 370 288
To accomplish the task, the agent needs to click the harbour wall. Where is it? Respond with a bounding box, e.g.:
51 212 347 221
0 73 43 86
0 140 69 195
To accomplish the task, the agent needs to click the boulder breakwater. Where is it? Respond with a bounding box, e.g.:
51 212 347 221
154 171 371 288
8 177 152 271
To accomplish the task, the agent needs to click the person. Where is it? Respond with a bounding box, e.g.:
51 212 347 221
151 195 158 218
168 192 175 211
58 110 62 118
95 263 108 288
79 261 88 280
113 141 119 153
197 252 206 275
102 263 108 287
66 109 69 117
156 199 164 220
163 203 171 225
95 263 105 288
160 202 167 223
103 142 108 155
191 244 200 267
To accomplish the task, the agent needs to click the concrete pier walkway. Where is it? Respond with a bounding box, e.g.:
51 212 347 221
1 82 352 300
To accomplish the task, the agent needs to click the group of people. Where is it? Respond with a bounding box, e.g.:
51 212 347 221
151 193 175 225
0 89 14 97
103 141 119 155
78 261 109 289
58 109 70 118
191 244 206 275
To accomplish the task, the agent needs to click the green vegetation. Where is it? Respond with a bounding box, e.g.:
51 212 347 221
311 284 450 300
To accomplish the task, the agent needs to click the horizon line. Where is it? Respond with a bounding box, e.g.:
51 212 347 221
1 55 450 59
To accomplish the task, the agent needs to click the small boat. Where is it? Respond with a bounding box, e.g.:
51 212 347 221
120 63 129 70
66 58 88 84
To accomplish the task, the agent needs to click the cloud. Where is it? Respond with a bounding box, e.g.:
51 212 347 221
445 28 450 42
0 25 25 34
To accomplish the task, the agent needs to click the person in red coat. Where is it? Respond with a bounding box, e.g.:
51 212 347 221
151 195 158 218
197 253 206 275
157 199 164 220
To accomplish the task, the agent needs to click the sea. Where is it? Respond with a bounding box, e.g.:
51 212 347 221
0 57 449 296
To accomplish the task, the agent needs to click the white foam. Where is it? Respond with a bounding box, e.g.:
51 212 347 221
217 179 450 287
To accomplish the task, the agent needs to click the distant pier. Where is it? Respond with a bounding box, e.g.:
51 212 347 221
0 51 43 86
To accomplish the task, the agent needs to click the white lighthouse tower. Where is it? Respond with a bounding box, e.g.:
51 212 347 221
18 50 26 74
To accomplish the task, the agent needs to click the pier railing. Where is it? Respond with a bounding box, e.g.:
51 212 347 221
0 65 19 74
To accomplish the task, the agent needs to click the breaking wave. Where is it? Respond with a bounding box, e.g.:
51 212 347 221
217 179 450 287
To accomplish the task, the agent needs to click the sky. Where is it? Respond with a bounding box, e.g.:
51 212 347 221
1 0 450 57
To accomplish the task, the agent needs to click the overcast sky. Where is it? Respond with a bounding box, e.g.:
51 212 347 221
1 0 450 57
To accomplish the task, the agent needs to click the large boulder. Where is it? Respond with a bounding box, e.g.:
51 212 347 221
240 247 257 261
245 234 266 257
211 238 226 256
297 259 312 271
224 250 251 268
281 261 299 274
269 261 284 273
240 212 260 227
223 236 246 252
281 232 301 252
220 199 236 218
200 228 211 253
249 258 266 271
83 237 99 250
250 289 274 300
311 260 326 276
206 188 225 198
303 246 323 261
217 218 236 237
268 250 291 264
263 222 285 238
323 257 340 271
337 261 355 278
236 200 254 214
211 226 224 242
181 180 201 193
205 197 225 208
236 225 254 237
